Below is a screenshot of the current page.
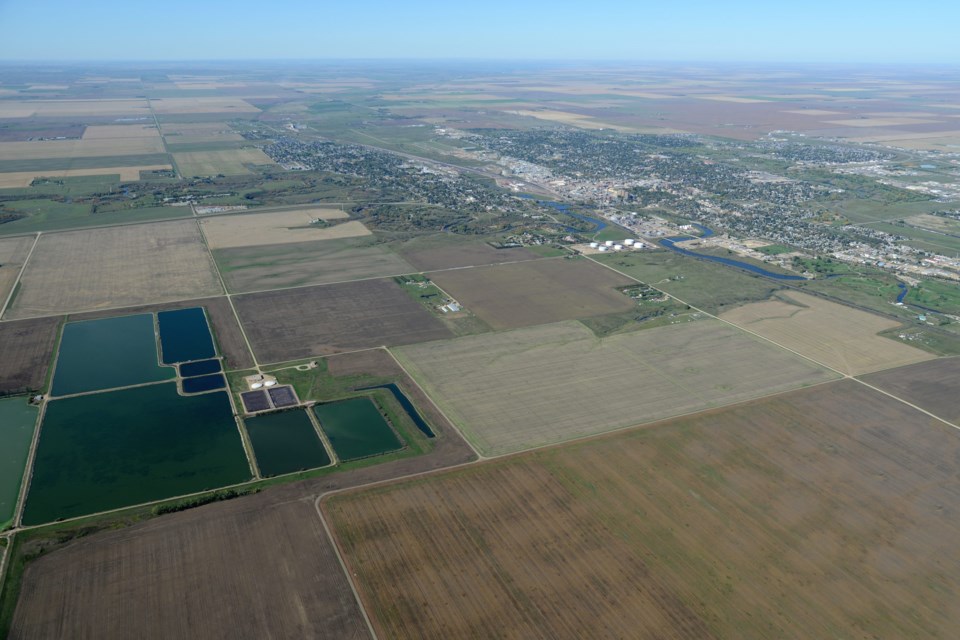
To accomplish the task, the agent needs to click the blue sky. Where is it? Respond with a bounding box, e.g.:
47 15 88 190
0 0 957 63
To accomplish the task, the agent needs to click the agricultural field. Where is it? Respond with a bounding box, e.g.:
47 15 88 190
149 97 260 115
326 380 960 639
394 319 836 456
0 136 165 161
173 148 276 177
396 235 538 271
0 164 172 188
21 384 250 525
199 208 354 249
0 317 61 396
9 497 370 639
5 220 222 319
160 122 244 144
719 291 935 375
860 357 960 424
0 99 150 119
594 250 784 314
215 236 415 293
234 278 452 363
428 257 636 330
0 235 34 305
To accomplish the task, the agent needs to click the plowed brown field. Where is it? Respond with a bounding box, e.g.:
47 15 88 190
326 380 960 639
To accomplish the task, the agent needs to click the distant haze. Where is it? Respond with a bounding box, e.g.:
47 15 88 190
0 0 958 63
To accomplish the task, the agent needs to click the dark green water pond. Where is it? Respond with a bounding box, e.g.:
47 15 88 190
245 410 331 477
179 359 221 377
313 397 403 462
158 307 216 364
51 313 174 396
22 383 251 525
0 397 39 528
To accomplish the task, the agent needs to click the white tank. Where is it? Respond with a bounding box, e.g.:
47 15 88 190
264 379 277 387
613 244 623 251
624 238 635 245
604 240 614 247
589 242 599 248
251 382 263 389
598 246 608 252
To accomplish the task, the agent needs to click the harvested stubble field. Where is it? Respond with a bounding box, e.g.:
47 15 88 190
216 237 415 293
326 380 960 639
0 136 165 161
0 235 34 303
234 278 452 363
861 357 960 424
5 220 222 319
80 125 160 139
149 97 260 115
428 257 636 330
72 296 254 371
394 319 836 456
0 99 150 119
0 165 172 189
160 122 244 143
397 236 537 271
0 317 60 395
9 497 371 640
200 208 355 249
173 148 276 177
719 291 934 375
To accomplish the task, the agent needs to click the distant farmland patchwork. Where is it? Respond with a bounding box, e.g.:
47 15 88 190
326 380 960 639
5 219 222 319
234 278 452 363
428 257 636 330
395 319 836 455
719 291 934 375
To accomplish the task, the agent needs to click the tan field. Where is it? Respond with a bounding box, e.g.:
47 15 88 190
700 95 771 103
513 109 635 131
0 165 172 188
0 136 165 161
326 380 960 639
200 209 360 249
149 97 260 114
0 99 150 118
394 319 836 456
80 125 160 139
5 220 222 319
719 291 934 375
904 213 960 234
160 122 244 142
0 235 35 304
826 117 943 127
782 109 844 116
173 148 276 176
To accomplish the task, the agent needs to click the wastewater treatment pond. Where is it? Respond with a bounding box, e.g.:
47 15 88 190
245 410 331 477
313 397 403 461
22 383 251 525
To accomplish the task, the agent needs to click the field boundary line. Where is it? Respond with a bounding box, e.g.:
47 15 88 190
194 219 260 372
384 347 487 461
146 96 180 179
0 232 40 320
312 499 379 640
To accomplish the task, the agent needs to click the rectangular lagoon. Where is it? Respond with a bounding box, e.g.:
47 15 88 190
179 359 222 377
245 410 331 477
51 313 174 396
158 307 216 364
313 397 402 461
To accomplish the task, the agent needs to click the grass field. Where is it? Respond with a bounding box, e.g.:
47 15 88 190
149 97 260 115
594 250 783 314
719 291 935 375
80 125 159 139
160 122 244 143
860 357 960 424
428 257 636 330
173 148 276 176
5 220 222 319
200 208 355 249
9 497 370 639
394 319 836 456
0 236 34 304
216 236 415 293
0 317 61 396
234 278 452 363
326 380 960 639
